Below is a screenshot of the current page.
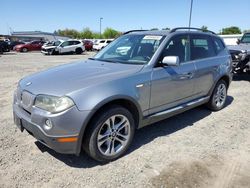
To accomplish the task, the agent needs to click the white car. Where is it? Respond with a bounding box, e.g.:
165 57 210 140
93 39 114 50
41 40 85 55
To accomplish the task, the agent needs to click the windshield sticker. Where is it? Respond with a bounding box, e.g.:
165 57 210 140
143 35 162 40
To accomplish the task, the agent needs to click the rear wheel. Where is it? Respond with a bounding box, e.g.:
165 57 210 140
207 80 227 111
83 105 135 162
75 48 83 54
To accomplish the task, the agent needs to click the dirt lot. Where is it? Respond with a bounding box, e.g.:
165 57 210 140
0 52 250 188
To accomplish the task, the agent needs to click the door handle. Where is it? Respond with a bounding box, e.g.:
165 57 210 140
179 72 193 79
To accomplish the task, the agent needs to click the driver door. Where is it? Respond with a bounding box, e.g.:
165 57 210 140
149 34 196 114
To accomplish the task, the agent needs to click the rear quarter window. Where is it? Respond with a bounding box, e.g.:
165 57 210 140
213 37 225 54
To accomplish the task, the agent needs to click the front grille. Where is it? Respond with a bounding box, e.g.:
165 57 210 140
21 91 33 108
21 91 34 111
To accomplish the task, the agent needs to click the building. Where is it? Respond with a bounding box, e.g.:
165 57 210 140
4 31 70 42
219 34 243 46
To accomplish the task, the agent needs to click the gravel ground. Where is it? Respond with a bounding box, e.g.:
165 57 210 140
0 52 249 188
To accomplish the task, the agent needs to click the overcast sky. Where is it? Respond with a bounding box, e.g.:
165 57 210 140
1 0 250 34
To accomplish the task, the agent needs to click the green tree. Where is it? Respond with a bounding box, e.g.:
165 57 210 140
221 26 241 34
92 32 101 39
150 28 159 31
80 28 93 39
56 28 81 38
103 28 120 38
201 25 208 32
162 27 170 31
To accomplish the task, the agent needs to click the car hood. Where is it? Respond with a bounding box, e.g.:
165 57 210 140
42 46 56 49
228 44 250 54
19 60 144 96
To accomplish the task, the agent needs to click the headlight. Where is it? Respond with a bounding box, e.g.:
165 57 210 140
34 95 74 113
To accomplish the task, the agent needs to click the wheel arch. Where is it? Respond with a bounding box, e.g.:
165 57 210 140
75 96 143 155
208 74 231 96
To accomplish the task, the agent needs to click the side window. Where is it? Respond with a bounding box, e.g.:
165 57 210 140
190 35 216 60
73 41 80 45
31 41 39 44
161 35 189 63
213 37 225 54
61 41 70 47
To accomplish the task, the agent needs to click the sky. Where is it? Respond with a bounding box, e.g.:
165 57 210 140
0 0 250 35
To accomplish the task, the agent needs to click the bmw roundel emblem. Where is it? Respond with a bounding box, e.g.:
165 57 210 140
26 82 32 86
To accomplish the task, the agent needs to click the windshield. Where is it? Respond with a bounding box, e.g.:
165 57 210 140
93 34 165 64
53 41 62 46
241 34 250 43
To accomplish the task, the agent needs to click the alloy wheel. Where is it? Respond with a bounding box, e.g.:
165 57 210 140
97 114 131 156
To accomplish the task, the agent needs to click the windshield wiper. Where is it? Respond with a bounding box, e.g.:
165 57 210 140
88 58 119 63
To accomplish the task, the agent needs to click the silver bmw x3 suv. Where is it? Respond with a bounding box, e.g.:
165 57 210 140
13 27 232 162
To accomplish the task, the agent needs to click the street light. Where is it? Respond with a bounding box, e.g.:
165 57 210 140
188 0 193 29
100 17 103 39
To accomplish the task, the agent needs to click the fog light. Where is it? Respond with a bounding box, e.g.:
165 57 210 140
44 119 53 130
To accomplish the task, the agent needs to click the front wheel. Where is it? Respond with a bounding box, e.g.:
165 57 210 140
21 48 28 52
83 105 135 162
207 80 228 111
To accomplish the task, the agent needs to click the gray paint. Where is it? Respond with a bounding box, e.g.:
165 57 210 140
13 30 232 155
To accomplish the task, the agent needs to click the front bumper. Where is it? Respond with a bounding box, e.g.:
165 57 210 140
13 91 91 154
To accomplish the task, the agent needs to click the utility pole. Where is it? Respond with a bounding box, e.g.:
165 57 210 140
100 17 103 39
188 0 193 29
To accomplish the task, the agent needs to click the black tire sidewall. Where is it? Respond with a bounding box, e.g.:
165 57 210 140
75 48 82 54
84 105 135 162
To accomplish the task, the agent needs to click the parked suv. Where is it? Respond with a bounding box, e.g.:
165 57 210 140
41 39 85 55
228 32 250 74
13 28 232 162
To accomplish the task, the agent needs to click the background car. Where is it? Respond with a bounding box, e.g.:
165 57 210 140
82 40 93 51
8 41 25 50
42 40 85 55
41 40 64 55
0 41 10 53
93 39 114 50
14 40 45 52
228 32 250 74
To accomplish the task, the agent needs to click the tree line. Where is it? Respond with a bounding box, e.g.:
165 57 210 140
55 26 250 39
54 27 122 39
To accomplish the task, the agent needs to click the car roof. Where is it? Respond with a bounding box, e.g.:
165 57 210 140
125 27 217 37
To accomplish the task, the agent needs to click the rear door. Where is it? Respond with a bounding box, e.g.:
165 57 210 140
149 34 196 114
190 34 219 98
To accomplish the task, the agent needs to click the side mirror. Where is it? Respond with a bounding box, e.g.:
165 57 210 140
236 39 240 45
162 56 180 66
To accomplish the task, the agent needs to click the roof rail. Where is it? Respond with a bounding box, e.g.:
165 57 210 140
170 27 216 35
123 30 149 35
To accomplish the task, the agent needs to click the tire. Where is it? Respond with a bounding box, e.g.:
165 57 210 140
21 48 28 52
75 48 83 54
207 80 228 111
83 105 135 162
